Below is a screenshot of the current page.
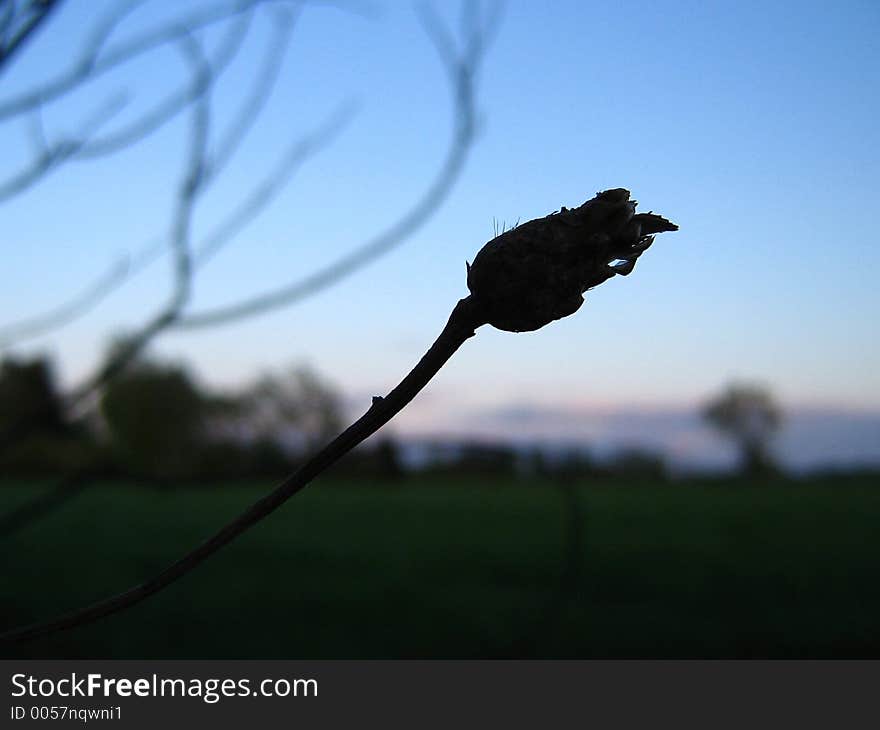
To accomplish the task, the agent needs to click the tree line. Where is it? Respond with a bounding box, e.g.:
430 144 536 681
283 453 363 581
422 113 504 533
0 351 358 480
0 350 785 482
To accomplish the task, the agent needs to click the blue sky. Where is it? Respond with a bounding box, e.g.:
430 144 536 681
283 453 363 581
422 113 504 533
1 0 878 453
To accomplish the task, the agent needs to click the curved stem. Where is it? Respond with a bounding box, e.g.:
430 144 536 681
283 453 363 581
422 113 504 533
1 295 487 644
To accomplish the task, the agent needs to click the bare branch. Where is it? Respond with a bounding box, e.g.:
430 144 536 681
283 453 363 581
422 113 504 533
207 5 299 178
0 0 292 343
196 100 356 265
0 92 128 203
0 0 63 74
0 0 369 120
81 0 152 61
169 33 212 305
0 2 364 208
0 0 247 118
0 103 353 347
68 31 213 402
0 255 130 349
174 3 494 330
0 2 15 47
0 104 354 349
72 8 255 161
0 8 254 206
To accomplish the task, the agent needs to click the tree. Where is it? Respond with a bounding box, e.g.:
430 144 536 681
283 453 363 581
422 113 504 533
100 359 207 478
0 357 66 438
236 364 344 455
0 355 104 475
702 383 783 476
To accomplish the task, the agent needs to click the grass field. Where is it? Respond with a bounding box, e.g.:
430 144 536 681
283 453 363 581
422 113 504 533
1 474 879 658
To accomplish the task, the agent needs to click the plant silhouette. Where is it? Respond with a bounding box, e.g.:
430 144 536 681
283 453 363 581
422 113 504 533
1 188 677 644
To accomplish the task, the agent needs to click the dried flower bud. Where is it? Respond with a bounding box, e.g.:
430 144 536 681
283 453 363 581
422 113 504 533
466 189 677 332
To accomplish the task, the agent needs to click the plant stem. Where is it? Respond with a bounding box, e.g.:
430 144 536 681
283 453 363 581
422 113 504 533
1 295 487 644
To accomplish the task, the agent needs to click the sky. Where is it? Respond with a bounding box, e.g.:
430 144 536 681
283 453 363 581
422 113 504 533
1 0 878 467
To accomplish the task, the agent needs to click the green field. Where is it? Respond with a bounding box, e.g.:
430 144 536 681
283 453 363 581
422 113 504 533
2 475 879 658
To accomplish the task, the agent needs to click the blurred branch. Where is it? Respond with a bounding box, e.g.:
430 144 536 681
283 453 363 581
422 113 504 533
0 2 306 346
0 0 63 74
0 6 256 207
0 0 350 119
208 4 298 177
0 92 128 203
195 100 357 264
71 7 255 161
174 1 498 329
70 31 213 400
0 254 130 349
0 103 355 347
0 1 495 340
0 0 360 202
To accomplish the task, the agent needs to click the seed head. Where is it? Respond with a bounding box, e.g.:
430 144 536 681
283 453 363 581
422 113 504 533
466 189 677 332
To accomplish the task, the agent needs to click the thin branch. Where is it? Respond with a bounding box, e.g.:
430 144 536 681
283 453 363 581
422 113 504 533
195 100 356 264
168 34 212 309
67 32 213 403
0 8 254 205
0 0 63 74
0 103 353 347
0 0 252 119
0 0 367 120
72 8 255 161
0 92 128 204
174 3 493 330
0 2 15 48
0 295 487 644
207 4 299 178
0 255 129 349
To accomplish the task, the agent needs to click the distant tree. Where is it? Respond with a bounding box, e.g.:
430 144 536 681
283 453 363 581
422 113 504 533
0 356 100 475
239 365 344 456
100 360 206 478
702 384 783 476
0 357 66 438
367 437 404 479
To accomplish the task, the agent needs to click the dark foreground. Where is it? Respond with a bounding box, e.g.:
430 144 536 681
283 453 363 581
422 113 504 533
1 475 878 658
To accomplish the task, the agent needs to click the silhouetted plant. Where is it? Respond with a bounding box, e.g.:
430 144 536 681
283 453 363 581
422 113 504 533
1 188 677 643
